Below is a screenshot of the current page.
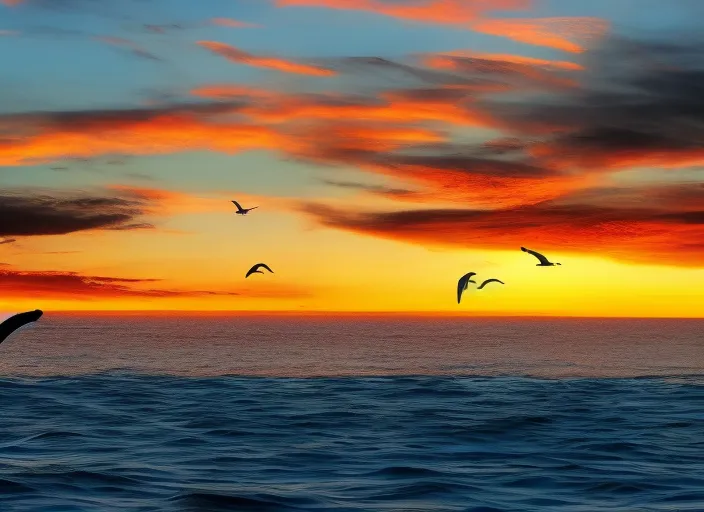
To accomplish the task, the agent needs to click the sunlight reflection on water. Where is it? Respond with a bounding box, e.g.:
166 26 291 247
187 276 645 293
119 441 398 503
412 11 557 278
1 315 702 380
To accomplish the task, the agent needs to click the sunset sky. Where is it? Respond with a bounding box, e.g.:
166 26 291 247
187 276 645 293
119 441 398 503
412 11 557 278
1 0 703 316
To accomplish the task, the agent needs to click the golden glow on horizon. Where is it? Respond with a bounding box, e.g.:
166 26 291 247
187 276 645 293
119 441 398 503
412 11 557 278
3 228 703 317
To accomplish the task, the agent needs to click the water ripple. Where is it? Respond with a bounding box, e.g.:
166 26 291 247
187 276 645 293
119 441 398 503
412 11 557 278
0 376 703 511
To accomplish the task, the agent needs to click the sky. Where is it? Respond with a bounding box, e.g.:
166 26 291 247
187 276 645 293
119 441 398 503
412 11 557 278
1 0 703 316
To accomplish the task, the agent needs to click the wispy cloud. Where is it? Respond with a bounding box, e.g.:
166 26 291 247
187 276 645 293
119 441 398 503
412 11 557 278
142 23 185 34
193 84 497 126
0 101 272 166
420 51 581 89
197 41 337 76
471 17 609 53
318 178 415 198
210 17 260 28
94 36 161 61
275 0 530 25
0 269 238 299
0 269 315 300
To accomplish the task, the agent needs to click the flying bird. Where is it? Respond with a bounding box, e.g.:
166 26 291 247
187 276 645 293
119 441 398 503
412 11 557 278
521 247 561 266
0 310 43 347
477 279 504 290
231 200 259 215
457 272 477 304
246 263 274 278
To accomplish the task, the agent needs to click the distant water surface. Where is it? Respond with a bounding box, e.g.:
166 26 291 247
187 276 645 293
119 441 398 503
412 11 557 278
0 315 702 511
0 315 702 378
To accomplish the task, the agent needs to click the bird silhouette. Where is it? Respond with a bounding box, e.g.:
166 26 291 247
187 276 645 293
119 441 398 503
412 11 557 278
457 272 477 304
0 310 43 347
246 263 274 278
231 200 259 215
521 247 561 266
477 278 504 290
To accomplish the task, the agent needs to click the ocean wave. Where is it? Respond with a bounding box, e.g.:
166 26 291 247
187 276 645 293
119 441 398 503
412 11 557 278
0 375 703 511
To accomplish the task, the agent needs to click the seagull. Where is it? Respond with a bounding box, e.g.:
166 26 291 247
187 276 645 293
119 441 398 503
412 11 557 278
231 200 259 215
477 279 504 290
521 247 561 266
246 263 274 278
457 272 477 304
0 309 43 347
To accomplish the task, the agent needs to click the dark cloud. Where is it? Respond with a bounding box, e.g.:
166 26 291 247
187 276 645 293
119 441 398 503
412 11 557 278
0 269 240 298
479 137 529 155
422 54 579 90
1 100 243 134
0 268 316 300
293 141 574 207
300 181 704 266
8 0 150 19
0 238 16 245
479 34 704 170
373 151 560 179
318 178 415 197
0 189 154 237
142 23 186 34
329 56 506 90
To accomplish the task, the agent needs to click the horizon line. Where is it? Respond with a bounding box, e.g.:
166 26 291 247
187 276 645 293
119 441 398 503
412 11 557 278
31 310 704 320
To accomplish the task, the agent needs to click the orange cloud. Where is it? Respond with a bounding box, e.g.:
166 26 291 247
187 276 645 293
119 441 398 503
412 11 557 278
0 30 19 36
299 185 704 267
211 17 260 28
307 147 591 208
1 0 23 5
0 101 445 167
421 51 580 89
471 17 609 53
0 269 312 300
530 142 704 172
281 123 445 159
424 51 583 70
363 162 588 208
190 85 278 100
197 41 336 76
0 110 280 166
275 0 530 25
192 85 498 127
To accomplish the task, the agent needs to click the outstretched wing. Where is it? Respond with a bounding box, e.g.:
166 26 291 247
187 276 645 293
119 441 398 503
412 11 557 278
257 263 274 273
245 265 259 278
477 279 504 290
457 277 466 304
0 309 43 346
231 200 244 211
247 206 259 212
457 272 476 304
521 246 549 265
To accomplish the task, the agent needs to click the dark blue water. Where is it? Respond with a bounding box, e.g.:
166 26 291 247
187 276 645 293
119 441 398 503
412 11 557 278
0 375 703 511
1 315 703 511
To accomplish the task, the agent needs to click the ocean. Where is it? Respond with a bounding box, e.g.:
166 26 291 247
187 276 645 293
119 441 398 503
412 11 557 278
0 314 702 511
